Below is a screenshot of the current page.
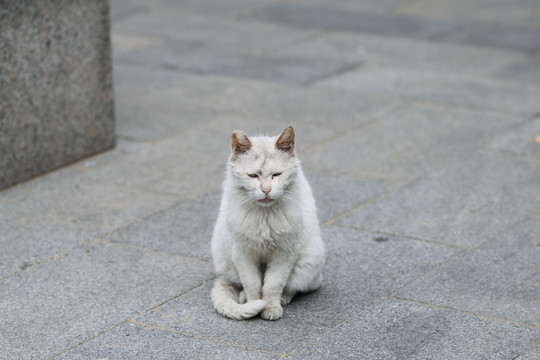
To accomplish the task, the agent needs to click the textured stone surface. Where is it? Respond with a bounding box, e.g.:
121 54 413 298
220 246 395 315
107 173 391 260
248 4 453 39
306 172 391 223
2 0 540 358
396 212 540 326
317 67 540 115
113 9 315 53
0 242 213 359
275 32 523 76
137 226 461 354
108 191 221 260
250 3 540 54
432 22 540 54
488 117 540 157
394 0 540 29
492 55 540 86
0 0 115 190
59 323 277 360
288 299 540 359
302 103 521 182
118 45 359 85
337 151 540 248
0 169 180 280
112 68 401 140
518 344 540 360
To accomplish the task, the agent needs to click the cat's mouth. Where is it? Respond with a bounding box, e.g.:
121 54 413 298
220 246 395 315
258 197 275 205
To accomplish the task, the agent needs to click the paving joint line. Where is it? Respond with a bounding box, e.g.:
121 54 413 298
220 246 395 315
131 320 284 357
51 279 219 358
281 297 388 359
302 62 364 87
389 296 540 329
132 278 217 322
105 240 212 264
331 224 471 250
50 320 131 359
408 98 536 117
512 339 540 360
0 197 190 284
320 188 398 227
301 100 411 155
475 206 540 248
0 237 103 285
484 147 540 162
320 170 417 227
389 248 473 296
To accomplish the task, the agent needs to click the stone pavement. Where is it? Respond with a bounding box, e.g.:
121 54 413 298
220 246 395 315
1 0 540 358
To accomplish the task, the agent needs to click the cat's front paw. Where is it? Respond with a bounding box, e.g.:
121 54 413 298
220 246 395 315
261 303 283 320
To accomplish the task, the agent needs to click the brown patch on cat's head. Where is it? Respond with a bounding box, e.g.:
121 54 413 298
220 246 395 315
275 125 295 156
231 130 252 159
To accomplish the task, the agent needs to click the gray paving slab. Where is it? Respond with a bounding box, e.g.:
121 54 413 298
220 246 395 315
111 31 168 59
108 191 221 261
107 173 391 259
59 322 277 360
248 3 454 39
394 0 540 29
518 344 540 360
302 103 522 183
317 67 540 115
287 299 540 360
4 0 540 358
113 9 316 53
75 124 228 198
136 225 461 354
337 151 540 248
85 117 344 197
0 242 213 359
293 0 406 13
112 63 188 95
488 117 540 158
150 0 279 18
249 3 540 54
113 68 402 140
432 22 540 55
114 90 218 140
276 32 523 76
118 45 360 85
396 212 540 326
0 170 180 280
306 172 391 223
492 55 540 86
109 0 147 21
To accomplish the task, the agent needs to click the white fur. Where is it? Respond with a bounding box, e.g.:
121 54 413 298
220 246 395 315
211 129 325 320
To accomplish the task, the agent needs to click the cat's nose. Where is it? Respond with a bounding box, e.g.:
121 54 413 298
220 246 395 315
262 189 271 196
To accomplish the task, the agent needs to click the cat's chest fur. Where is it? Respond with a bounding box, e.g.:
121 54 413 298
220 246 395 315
226 194 302 251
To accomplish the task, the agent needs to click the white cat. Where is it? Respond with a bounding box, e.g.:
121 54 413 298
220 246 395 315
211 126 325 320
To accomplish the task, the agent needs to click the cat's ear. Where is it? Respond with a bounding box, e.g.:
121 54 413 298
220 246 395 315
275 125 295 156
231 130 252 159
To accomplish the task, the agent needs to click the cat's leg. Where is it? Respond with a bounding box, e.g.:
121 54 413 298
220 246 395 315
238 290 247 304
260 252 297 320
232 244 263 301
280 291 294 306
283 252 324 303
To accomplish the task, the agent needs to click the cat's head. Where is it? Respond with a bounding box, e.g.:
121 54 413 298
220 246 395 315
228 126 299 207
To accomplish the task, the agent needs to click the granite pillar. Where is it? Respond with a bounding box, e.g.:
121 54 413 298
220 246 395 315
0 0 115 190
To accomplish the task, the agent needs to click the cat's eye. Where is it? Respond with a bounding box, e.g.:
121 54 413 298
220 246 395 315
272 173 282 178
247 173 258 178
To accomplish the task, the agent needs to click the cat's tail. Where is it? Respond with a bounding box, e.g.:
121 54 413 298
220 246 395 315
211 277 266 320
